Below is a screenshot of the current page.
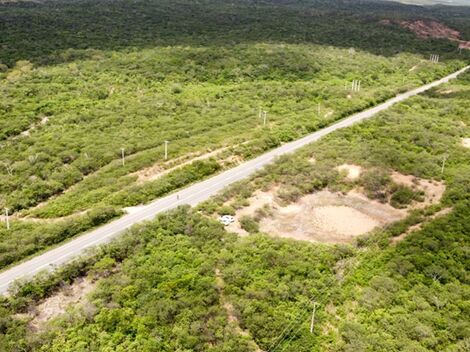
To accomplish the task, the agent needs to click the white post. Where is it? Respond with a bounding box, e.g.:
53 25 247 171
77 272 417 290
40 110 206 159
121 148 125 166
358 80 361 92
164 141 169 160
317 103 321 116
441 155 447 174
259 107 262 119
263 111 267 126
5 208 10 230
310 302 318 333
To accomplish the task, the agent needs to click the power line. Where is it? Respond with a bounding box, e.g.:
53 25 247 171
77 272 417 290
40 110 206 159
267 304 311 352
268 277 338 352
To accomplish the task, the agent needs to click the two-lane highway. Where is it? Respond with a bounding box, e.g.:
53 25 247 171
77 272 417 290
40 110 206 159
0 65 468 294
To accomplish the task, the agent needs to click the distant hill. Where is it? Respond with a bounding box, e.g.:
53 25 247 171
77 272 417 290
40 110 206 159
379 0 470 6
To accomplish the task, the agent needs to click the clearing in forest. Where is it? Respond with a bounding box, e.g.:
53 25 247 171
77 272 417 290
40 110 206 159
226 171 445 243
18 277 95 332
259 190 404 243
336 164 362 180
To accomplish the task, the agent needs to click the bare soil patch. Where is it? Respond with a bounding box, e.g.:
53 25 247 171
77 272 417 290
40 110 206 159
439 89 454 95
225 189 278 236
399 20 461 40
384 19 470 50
134 146 229 183
225 170 444 243
260 190 405 243
461 138 470 149
391 171 445 208
336 164 362 181
26 277 95 331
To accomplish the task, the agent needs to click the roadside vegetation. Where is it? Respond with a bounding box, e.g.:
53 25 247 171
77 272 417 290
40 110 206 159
0 60 468 351
1 0 469 269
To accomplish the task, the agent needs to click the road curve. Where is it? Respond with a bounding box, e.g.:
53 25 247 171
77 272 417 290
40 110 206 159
0 65 468 294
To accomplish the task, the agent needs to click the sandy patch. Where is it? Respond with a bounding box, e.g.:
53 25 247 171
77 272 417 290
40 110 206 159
390 19 470 50
461 138 470 149
398 20 461 40
27 277 95 331
260 191 405 243
325 111 334 118
13 115 50 139
134 146 228 183
225 189 277 236
220 154 244 167
336 164 362 180
391 171 445 208
439 89 454 95
123 205 147 214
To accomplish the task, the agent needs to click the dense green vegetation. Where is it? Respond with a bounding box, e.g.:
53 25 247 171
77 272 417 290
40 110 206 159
1 0 469 268
0 0 469 350
0 61 468 352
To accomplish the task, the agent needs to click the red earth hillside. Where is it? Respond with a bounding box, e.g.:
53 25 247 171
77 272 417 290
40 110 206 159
381 19 470 50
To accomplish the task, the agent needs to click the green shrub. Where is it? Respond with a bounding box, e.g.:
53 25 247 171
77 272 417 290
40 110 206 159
218 205 235 216
239 215 259 233
390 184 423 208
360 168 391 202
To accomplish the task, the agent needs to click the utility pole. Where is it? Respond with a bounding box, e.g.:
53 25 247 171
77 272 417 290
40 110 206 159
120 147 125 166
441 154 448 174
4 208 10 230
351 80 361 92
263 111 267 126
310 302 319 334
164 141 169 160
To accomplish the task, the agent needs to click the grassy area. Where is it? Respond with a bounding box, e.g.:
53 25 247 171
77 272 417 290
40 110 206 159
0 59 468 352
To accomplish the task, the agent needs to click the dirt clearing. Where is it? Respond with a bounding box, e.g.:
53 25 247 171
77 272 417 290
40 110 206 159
461 138 470 148
133 146 229 183
391 171 445 208
225 189 277 236
382 19 470 50
336 164 362 180
24 277 95 331
259 190 405 243
224 169 445 243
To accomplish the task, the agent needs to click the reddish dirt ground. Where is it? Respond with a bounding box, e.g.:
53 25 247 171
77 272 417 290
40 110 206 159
382 19 470 50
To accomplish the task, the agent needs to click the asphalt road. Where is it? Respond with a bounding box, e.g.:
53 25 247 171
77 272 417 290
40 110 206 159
0 65 468 294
